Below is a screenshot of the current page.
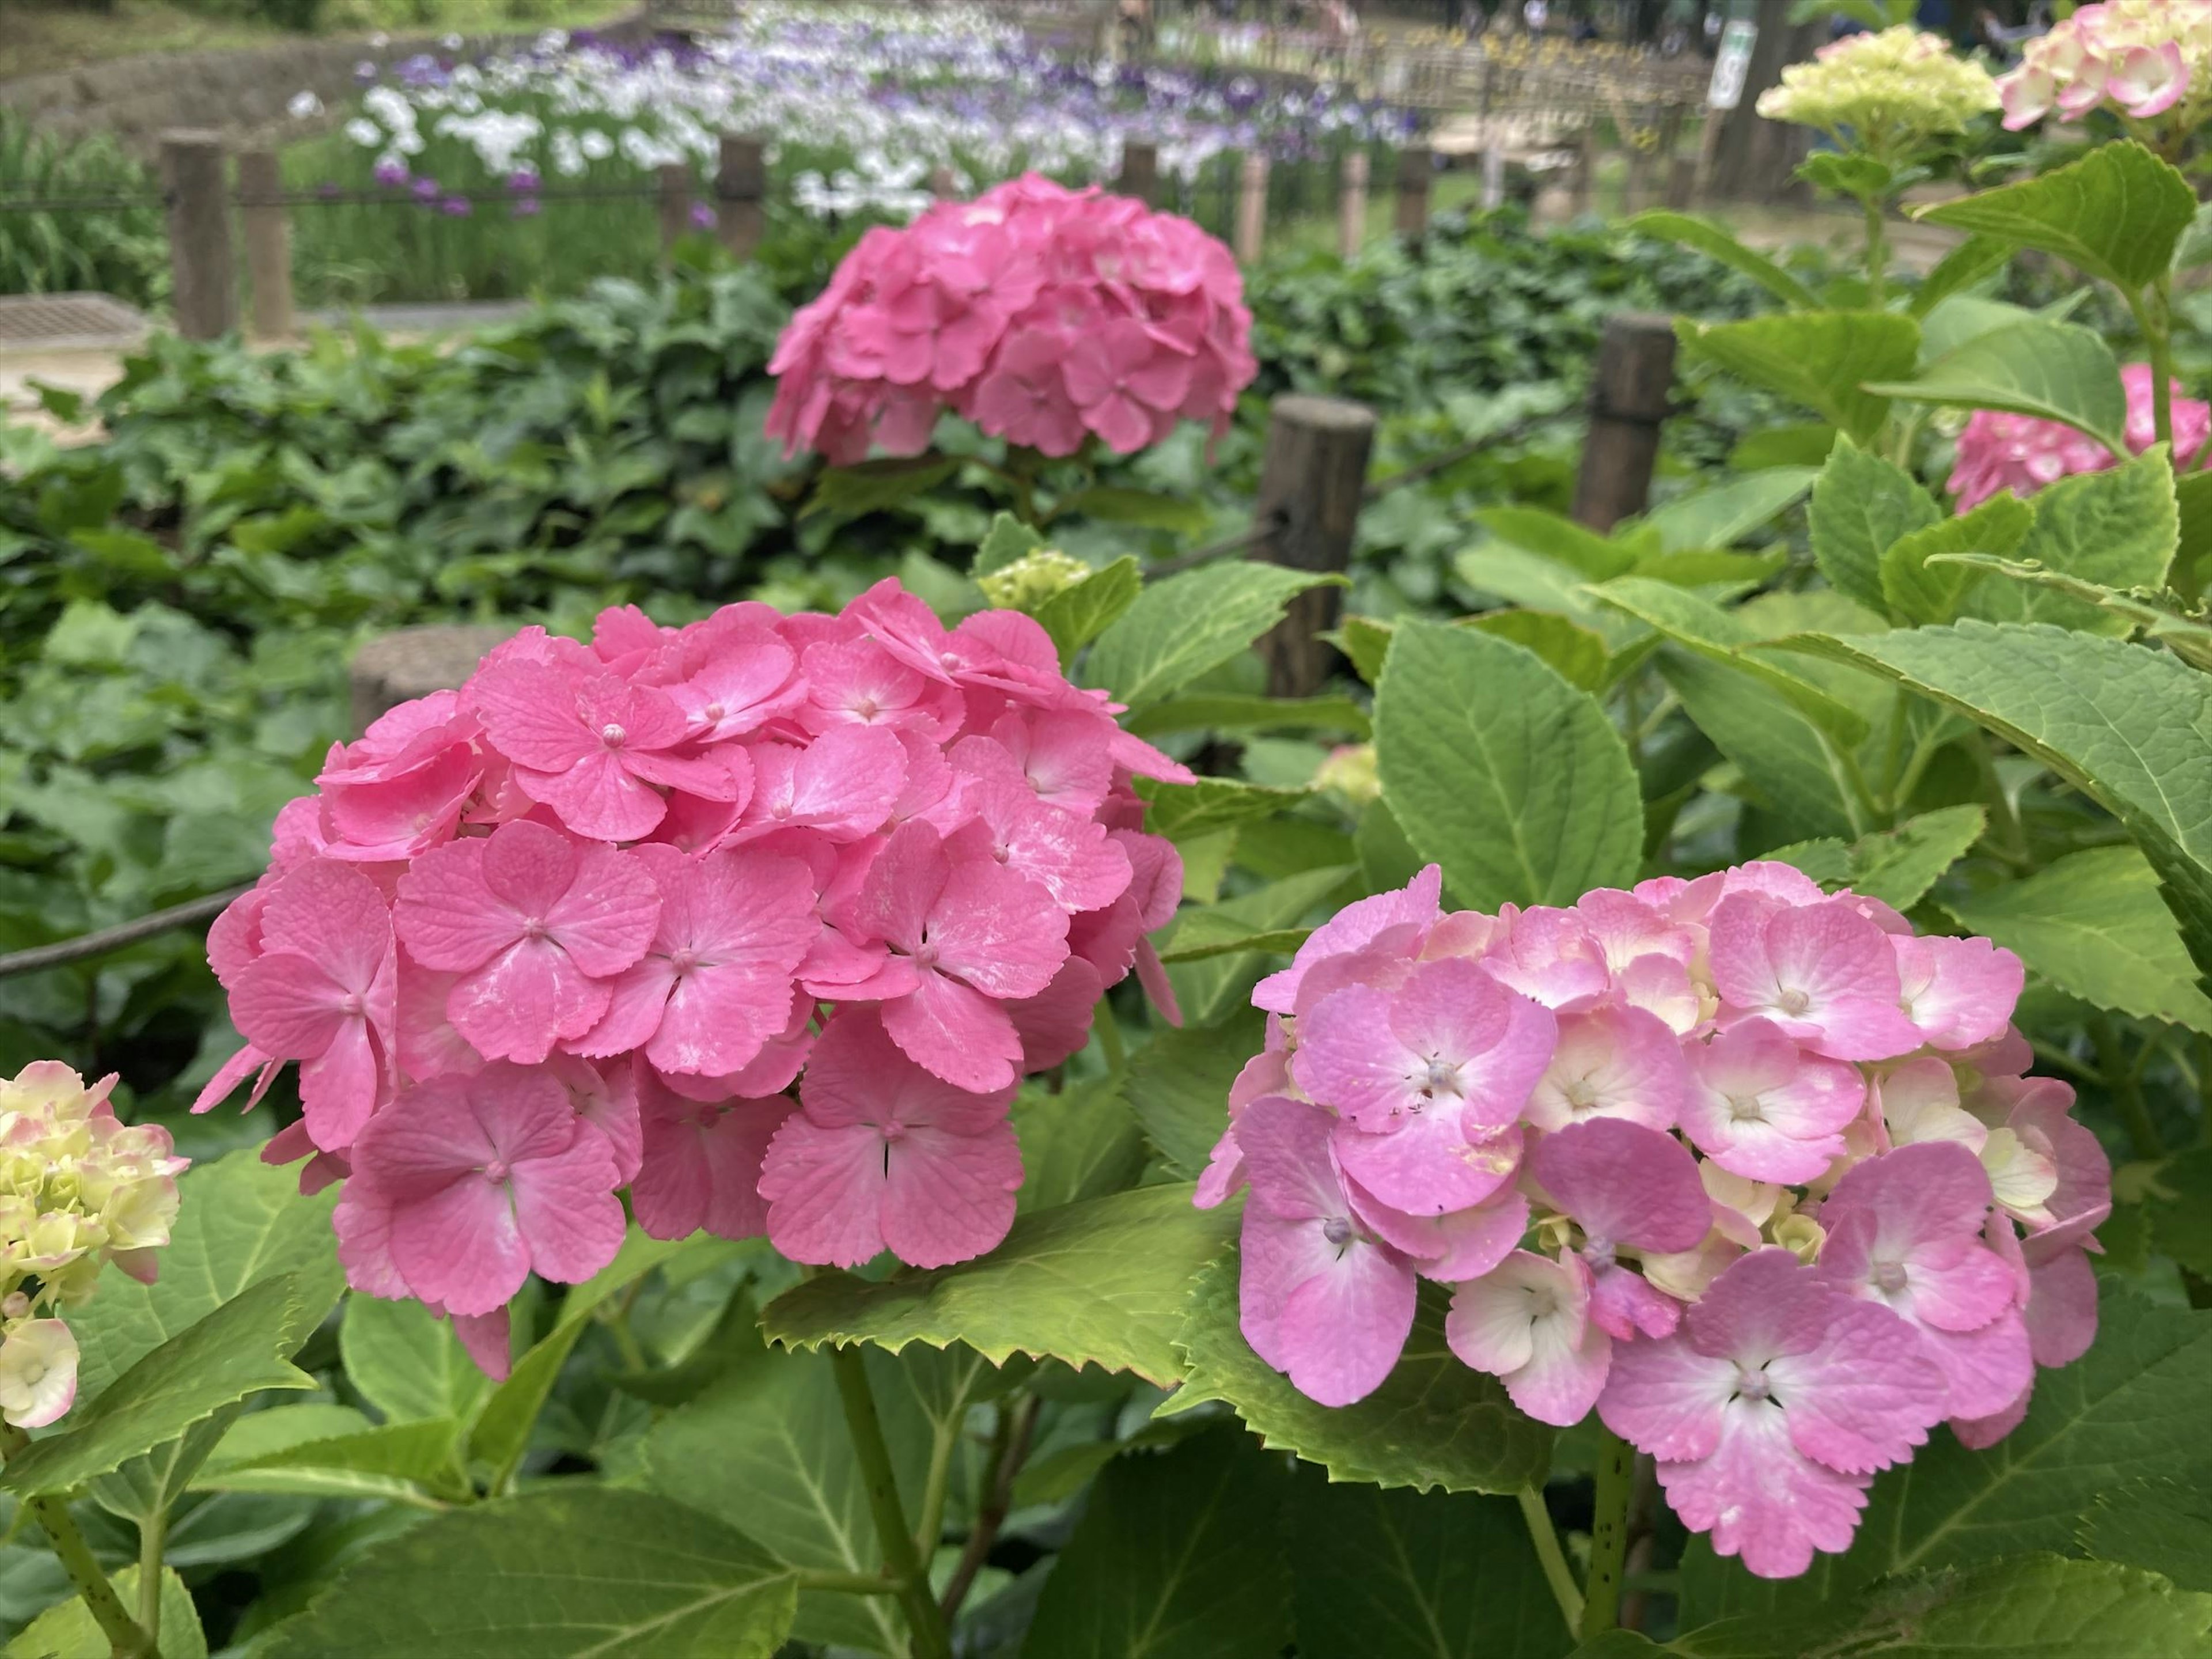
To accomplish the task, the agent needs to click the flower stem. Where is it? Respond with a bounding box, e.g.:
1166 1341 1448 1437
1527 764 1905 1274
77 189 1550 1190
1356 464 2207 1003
1862 194 1888 309
1581 1429 1637 1641
0 1427 160 1659
137 1508 166 1643
2136 280 2176 454
1515 1484 1584 1638
830 1344 953 1659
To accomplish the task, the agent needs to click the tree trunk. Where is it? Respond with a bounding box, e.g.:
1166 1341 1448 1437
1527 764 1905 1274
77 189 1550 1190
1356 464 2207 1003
1705 0 1817 202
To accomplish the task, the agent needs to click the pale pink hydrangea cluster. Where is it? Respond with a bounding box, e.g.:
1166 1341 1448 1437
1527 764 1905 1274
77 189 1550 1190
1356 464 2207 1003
199 581 1187 1377
1946 362 2210 510
765 173 1256 466
1199 861 2113 1579
1997 0 2212 128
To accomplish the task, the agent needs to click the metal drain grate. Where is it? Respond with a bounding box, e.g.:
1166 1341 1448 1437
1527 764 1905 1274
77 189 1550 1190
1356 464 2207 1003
0 292 150 350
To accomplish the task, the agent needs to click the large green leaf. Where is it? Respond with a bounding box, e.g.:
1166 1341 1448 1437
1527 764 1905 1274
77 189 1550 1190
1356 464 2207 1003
1012 1074 1148 1215
1677 312 1919 445
258 1488 797 1659
1165 866 1358 1026
1019 1427 1293 1659
1909 234 2014 320
1917 139 2198 292
1374 620 1641 911
1786 620 2212 983
1465 611 1612 694
1627 212 1820 309
1635 471 1817 554
6 1565 204 1659
1122 692 1370 742
1864 320 2130 460
2081 1479 2212 1592
1881 493 2034 626
1840 805 1987 911
1033 555 1143 658
1088 563 1347 707
1659 651 1864 842
5 1276 317 1497
1941 847 2212 1033
1169 1255 1551 1494
1809 437 1941 616
761 1183 1236 1387
1963 449 2179 634
1138 777 1311 842
1938 556 2212 669
339 1295 493 1427
1285 1469 1575 1658
1475 506 1637 581
1124 1009 1266 1180
192 1416 466 1507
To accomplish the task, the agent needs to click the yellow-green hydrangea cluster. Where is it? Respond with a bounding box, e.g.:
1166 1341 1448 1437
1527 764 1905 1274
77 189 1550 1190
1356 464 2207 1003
1313 743 1381 805
977 547 1092 613
1757 27 1998 161
0 1063 187 1428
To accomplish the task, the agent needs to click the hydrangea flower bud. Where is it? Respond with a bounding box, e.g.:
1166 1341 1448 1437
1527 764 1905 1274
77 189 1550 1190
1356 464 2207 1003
1757 28 1999 160
977 548 1092 613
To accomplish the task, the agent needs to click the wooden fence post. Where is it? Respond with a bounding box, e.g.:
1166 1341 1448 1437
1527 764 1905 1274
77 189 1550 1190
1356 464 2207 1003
1575 122 1600 216
1235 153 1269 264
349 626 517 737
1572 312 1676 532
1480 144 1506 211
1393 143 1431 244
161 130 235 341
1338 150 1368 260
715 134 766 262
1117 138 1158 206
929 165 959 201
234 149 292 342
658 163 693 255
1255 395 1378 698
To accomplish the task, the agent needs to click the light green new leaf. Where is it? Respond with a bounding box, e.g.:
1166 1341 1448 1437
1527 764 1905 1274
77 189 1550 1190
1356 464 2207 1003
1169 1256 1551 1495
1918 138 2198 291
1465 611 1611 693
1628 549 1790 589
340 1296 493 1427
1809 436 1941 616
1123 692 1369 741
1637 469 1819 554
1138 777 1312 842
1881 492 2033 625
2081 1478 2212 1592
1864 319 2130 460
1786 620 2212 983
1628 211 1821 309
1020 1427 1293 1659
1915 294 2044 365
259 1488 798 1659
762 1183 1236 1387
192 1417 466 1507
1941 847 2212 1033
6 1276 316 1497
1375 620 1641 910
471 1320 588 1494
1033 555 1142 658
1963 449 2178 634
1910 234 2015 319
1936 556 2212 669
6 1565 204 1659
1475 505 1637 581
1125 1009 1267 1180
1677 311 1919 445
1842 805 1987 910
1088 563 1347 707
975 513 1044 577
1286 1470 1574 1659
1764 836 1852 887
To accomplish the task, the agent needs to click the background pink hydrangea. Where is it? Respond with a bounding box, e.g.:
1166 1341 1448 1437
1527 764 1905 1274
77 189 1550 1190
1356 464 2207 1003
1200 859 2112 1579
201 580 1188 1375
1946 362 2209 510
766 173 1257 465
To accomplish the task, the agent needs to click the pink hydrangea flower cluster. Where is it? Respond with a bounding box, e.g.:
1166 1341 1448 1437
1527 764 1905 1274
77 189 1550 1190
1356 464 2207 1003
764 173 1256 466
1946 362 2210 511
1199 861 2113 1579
1996 0 2212 128
199 581 1188 1377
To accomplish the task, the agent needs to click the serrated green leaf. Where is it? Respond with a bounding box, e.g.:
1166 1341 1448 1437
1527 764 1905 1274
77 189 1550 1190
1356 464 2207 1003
5 1276 316 1497
1124 691 1368 743
1166 865 1358 1026
192 1416 465 1507
1963 449 2178 633
1019 1426 1293 1659
257 1488 798 1659
1033 555 1142 658
1156 917 1311 964
1910 235 2020 319
1678 312 1919 445
1810 435 1942 616
762 1183 1236 1386
1940 847 2212 1033
1465 611 1611 692
1844 805 1987 909
470 1320 587 1494
1125 1009 1266 1180
1935 556 2212 669
1764 836 1853 887
1660 651 1864 842
1088 563 1347 708
1881 493 2033 624
1865 320 2130 459
1476 506 1638 581
1051 486 1211 535
1169 1254 1551 1494
1628 212 1820 309
339 1296 493 1427
1918 139 2198 291
6 1565 204 1659
1012 1074 1147 1215
1138 777 1310 841
974 513 1044 577
1375 620 1641 910
1638 469 1819 554
803 455 957 521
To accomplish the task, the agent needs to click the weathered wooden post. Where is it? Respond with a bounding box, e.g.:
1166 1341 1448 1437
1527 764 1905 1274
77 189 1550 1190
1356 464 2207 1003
657 163 694 255
715 133 766 262
235 149 293 341
1393 143 1431 244
1572 312 1677 532
1338 150 1369 259
1480 144 1507 211
1235 153 1269 264
1575 122 1601 216
161 130 235 340
1254 395 1378 697
1116 138 1159 206
929 165 959 200
349 626 517 737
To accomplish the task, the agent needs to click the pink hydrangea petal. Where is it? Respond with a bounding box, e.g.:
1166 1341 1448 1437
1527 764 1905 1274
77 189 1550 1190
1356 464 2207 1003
2024 1245 2099 1366
1764 1297 1948 1474
451 1309 513 1382
1597 1328 1736 1460
1588 1262 1682 1341
1346 1180 1528 1283
881 1119 1022 1267
1241 1202 1417 1408
759 1116 892 1267
1531 1118 1710 1253
881 971 1025 1093
389 1176 531 1317
1252 865 1442 1013
447 939 612 1067
1658 1400 1872 1580
1331 1109 1521 1216
1525 1004 1688 1135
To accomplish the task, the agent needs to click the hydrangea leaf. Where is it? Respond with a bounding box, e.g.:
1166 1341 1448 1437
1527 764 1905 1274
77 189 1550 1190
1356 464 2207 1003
1940 847 2212 1034
2080 1478 2212 1592
1286 1467 1575 1658
1961 449 2178 634
1475 505 1638 581
1012 1074 1149 1215
1935 556 2212 669
1122 692 1370 742
1658 650 1863 843
760 1182 1237 1387
339 1296 493 1427
1880 493 2034 626
1863 319 2130 460
1125 1009 1267 1181
191 1416 468 1507
1626 213 1821 310
1908 235 2016 320
5 1275 317 1497
1166 865 1359 1026
1676 311 1919 445
1168 1253 1552 1495
2139 1147 2212 1279
1464 611 1612 694
5 1565 206 1659
1137 777 1312 841
256 1488 797 1659
1843 805 1987 911
1917 138 2198 293
1086 563 1349 708
1374 620 1641 912
1808 435 1941 616
1635 468 1819 554
1018 1426 1294 1659
1033 554 1142 657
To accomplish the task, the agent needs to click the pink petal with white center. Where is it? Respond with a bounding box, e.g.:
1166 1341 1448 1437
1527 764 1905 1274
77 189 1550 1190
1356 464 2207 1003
1679 1017 1864 1183
1683 1248 1836 1367
1764 1296 1948 1474
1252 865 1442 1014
1482 906 1611 1011
1588 1262 1681 1341
1877 1056 1987 1153
988 709 1116 815
2109 40 2188 116
1597 1328 1736 1460
1574 888 1696 971
1613 954 1705 1036
1346 1179 1528 1282
1709 894 1922 1060
1658 1399 1872 1580
1817 1141 2015 1334
1525 1003 1687 1135
1448 1250 1610 1426
671 633 802 743
1893 935 2022 1051
1531 1117 1711 1253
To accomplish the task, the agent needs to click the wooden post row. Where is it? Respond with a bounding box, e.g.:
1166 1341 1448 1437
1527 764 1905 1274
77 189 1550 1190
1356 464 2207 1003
1572 312 1677 532
1394 145 1431 244
162 130 235 341
715 134 766 263
1255 395 1377 699
236 149 293 342
1234 153 1269 265
1338 151 1368 261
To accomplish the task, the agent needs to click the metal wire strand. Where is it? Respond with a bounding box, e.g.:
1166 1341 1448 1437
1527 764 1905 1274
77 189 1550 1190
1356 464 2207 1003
0 885 252 982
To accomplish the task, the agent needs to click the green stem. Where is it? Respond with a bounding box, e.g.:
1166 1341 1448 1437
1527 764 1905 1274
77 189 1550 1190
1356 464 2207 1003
1968 733 2032 869
1581 1429 1636 1642
797 1569 904 1596
0 1427 160 1659
830 1346 953 1659
137 1509 165 1641
1862 194 1889 309
2138 281 2176 454
1515 1486 1584 1637
2091 1015 2167 1161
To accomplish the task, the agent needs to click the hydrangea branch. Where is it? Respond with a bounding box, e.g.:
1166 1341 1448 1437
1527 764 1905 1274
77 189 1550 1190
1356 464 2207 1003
1581 1429 1637 1639
831 1344 954 1659
1 1427 161 1659
1514 1486 1584 1637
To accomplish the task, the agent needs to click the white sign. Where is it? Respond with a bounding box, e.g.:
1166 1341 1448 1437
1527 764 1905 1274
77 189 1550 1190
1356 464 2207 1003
1707 20 1759 110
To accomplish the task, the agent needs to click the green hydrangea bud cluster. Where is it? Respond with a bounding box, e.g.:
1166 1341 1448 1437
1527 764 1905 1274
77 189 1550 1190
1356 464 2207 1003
978 548 1093 614
1757 27 1998 162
